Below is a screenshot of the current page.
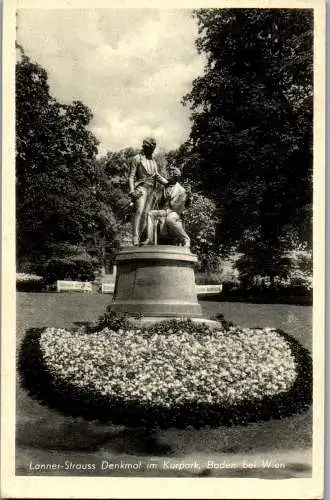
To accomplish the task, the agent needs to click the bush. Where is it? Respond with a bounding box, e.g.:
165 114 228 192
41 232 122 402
221 247 312 304
234 246 312 298
42 257 95 284
195 272 221 285
220 280 312 304
278 248 312 291
29 243 100 284
184 193 219 271
19 312 312 428
16 273 45 292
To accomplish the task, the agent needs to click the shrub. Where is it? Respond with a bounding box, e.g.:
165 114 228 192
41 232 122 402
19 312 312 428
89 306 131 332
235 246 312 296
16 273 45 292
184 193 219 272
195 272 221 285
221 247 312 303
30 243 100 284
278 249 312 291
220 280 312 304
42 257 95 284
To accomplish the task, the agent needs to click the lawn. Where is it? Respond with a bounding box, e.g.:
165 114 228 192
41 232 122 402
16 292 312 478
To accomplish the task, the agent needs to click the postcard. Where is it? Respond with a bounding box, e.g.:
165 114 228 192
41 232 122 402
1 0 325 498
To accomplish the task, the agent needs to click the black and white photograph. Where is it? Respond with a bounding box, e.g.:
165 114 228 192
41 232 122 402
1 0 325 498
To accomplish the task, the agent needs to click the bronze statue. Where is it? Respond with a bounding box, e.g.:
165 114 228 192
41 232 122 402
128 137 168 246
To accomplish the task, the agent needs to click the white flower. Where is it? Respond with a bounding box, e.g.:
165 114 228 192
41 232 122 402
39 323 299 409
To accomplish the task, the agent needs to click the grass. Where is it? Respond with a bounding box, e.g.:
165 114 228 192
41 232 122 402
16 292 312 478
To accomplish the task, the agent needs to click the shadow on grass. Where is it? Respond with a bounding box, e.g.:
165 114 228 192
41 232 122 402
17 419 173 456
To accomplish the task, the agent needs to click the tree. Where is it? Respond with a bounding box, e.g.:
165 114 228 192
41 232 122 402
182 8 313 271
184 192 219 272
94 148 138 253
16 48 116 267
96 148 137 219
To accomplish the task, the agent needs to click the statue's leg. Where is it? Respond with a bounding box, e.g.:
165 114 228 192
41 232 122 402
132 188 148 245
142 210 163 245
165 212 191 247
139 191 155 244
143 212 155 245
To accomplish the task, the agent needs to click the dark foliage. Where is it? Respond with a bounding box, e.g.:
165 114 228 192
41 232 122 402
16 48 116 266
180 9 313 268
87 306 131 332
195 272 221 285
42 257 95 284
16 279 46 293
219 280 312 305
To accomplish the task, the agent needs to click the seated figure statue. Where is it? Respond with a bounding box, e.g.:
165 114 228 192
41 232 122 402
143 167 191 247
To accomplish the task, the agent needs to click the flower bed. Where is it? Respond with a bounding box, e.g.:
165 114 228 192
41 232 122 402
18 315 312 428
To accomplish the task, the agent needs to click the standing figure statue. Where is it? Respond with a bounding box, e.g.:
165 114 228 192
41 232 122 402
145 167 192 247
129 137 168 246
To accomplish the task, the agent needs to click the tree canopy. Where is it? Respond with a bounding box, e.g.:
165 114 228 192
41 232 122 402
16 47 117 266
182 8 313 263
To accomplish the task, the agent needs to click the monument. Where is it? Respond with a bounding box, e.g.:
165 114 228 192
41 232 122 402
112 138 202 318
18 138 312 439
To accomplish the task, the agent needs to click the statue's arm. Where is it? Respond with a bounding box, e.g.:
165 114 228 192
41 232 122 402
155 173 168 185
154 163 168 185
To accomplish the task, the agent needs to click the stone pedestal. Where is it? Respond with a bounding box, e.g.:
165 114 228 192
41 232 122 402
112 245 202 318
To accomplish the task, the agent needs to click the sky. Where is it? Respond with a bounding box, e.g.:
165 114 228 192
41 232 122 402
17 9 206 156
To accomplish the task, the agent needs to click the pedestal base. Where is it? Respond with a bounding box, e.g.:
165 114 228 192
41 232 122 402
112 245 202 318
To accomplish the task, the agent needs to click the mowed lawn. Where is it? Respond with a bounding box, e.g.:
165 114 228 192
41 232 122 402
16 292 313 478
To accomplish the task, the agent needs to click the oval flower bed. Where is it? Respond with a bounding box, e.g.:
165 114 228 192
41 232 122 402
19 315 312 428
